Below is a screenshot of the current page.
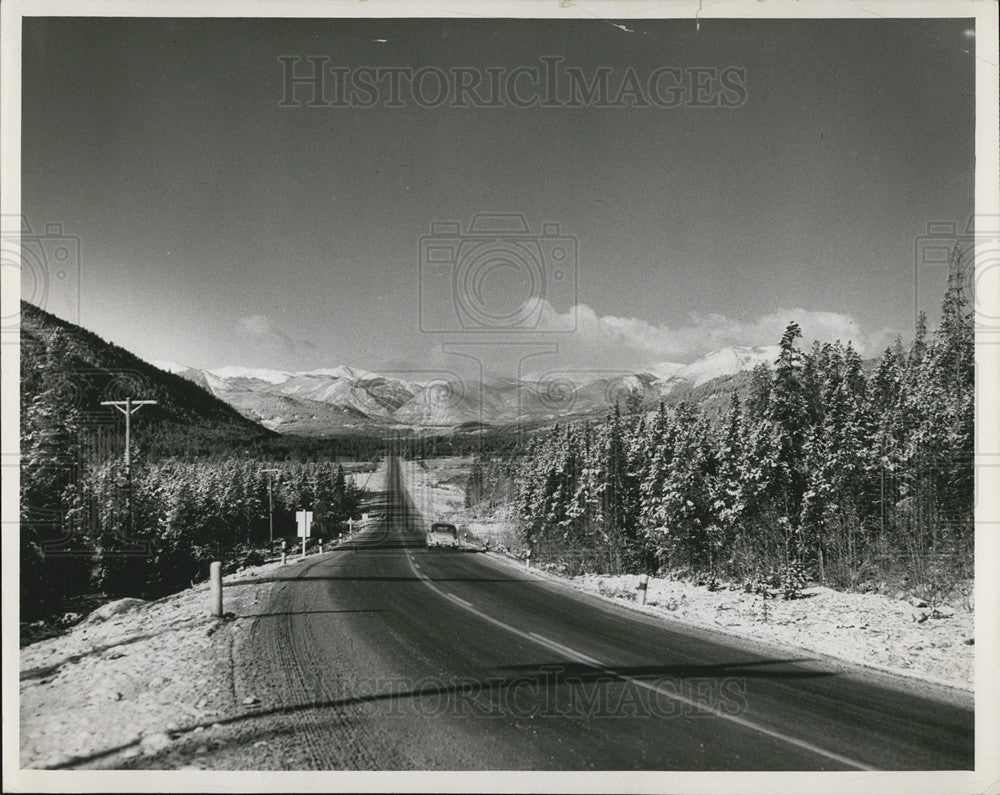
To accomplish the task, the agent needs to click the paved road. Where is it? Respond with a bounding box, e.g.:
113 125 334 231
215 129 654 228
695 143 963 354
182 456 974 770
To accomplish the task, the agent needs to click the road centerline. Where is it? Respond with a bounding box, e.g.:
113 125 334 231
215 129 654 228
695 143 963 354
445 592 473 607
401 545 873 772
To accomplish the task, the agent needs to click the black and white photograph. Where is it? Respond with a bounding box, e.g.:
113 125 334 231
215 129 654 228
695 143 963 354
3 1 999 791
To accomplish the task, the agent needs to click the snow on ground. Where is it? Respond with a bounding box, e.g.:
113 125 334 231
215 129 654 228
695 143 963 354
569 575 973 690
397 457 467 523
404 457 975 692
19 559 286 769
345 458 386 493
21 455 971 770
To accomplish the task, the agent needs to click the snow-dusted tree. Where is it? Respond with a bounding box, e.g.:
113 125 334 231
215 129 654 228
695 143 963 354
766 322 809 528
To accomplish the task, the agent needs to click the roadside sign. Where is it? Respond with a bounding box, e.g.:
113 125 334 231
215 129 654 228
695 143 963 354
296 510 313 538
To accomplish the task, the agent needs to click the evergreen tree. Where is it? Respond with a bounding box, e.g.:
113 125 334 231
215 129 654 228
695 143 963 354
767 322 809 528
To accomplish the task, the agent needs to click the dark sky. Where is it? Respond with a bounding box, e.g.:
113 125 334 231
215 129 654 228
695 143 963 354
22 17 976 377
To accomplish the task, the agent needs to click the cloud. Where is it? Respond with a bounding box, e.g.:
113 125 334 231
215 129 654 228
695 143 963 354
375 300 903 383
522 299 901 372
237 305 902 383
238 314 316 353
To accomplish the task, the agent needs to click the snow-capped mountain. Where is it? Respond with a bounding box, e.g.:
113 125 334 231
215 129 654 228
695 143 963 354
643 345 780 390
641 361 685 382
209 365 294 385
155 345 780 436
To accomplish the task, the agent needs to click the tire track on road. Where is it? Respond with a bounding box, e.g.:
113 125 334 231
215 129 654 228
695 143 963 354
231 553 394 769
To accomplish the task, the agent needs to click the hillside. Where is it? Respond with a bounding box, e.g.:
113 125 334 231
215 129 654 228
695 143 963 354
20 301 274 457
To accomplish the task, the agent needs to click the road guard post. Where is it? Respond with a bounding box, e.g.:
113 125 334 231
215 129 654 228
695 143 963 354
638 573 649 604
209 561 222 617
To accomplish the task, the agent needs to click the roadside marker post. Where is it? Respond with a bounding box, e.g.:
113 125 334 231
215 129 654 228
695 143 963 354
638 573 649 604
280 539 287 565
297 510 313 557
209 561 222 617
526 549 531 570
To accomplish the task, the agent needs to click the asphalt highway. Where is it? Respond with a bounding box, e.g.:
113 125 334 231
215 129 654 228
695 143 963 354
178 456 974 770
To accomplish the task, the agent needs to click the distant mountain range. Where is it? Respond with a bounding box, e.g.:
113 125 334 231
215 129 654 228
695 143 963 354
20 299 782 442
153 346 780 436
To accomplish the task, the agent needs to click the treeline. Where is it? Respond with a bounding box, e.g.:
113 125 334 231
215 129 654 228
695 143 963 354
508 261 973 597
389 430 527 459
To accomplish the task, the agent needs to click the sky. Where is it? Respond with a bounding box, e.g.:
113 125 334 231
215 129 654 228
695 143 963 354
21 16 976 380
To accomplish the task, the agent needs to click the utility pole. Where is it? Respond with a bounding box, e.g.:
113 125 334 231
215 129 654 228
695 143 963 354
100 397 157 537
262 468 280 547
100 397 157 474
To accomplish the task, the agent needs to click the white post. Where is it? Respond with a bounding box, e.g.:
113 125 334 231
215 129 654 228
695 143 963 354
301 536 307 557
526 549 531 570
639 573 649 605
319 541 324 554
210 562 222 617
